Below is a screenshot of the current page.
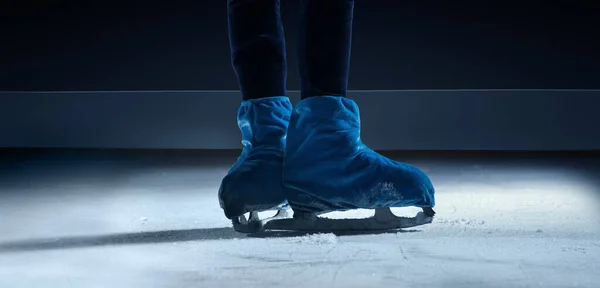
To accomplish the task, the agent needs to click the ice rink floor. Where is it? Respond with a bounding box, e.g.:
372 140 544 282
0 150 599 288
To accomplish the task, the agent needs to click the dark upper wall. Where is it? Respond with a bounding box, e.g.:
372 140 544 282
1 1 598 91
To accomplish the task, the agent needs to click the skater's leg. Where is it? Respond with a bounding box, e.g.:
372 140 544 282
284 0 435 214
297 0 354 99
220 0 292 219
228 0 287 101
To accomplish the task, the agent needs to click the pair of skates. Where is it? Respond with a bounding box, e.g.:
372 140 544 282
219 96 436 234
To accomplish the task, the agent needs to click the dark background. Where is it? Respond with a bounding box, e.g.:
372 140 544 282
1 1 599 151
1 0 598 91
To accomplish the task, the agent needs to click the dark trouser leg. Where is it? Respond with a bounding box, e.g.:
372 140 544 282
298 0 355 99
228 0 287 101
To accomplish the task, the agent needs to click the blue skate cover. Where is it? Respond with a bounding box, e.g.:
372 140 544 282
219 97 292 219
283 96 435 213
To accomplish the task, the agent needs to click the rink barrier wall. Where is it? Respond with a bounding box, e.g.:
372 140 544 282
1 89 599 150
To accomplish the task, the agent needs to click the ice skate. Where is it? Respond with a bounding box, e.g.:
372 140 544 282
233 96 436 233
218 97 293 223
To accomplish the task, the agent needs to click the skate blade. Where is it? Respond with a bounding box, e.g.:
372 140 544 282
232 209 292 233
233 207 433 234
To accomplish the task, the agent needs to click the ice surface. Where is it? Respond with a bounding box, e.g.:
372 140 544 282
0 154 598 287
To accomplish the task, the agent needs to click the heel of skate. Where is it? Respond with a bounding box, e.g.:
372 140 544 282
231 209 292 233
